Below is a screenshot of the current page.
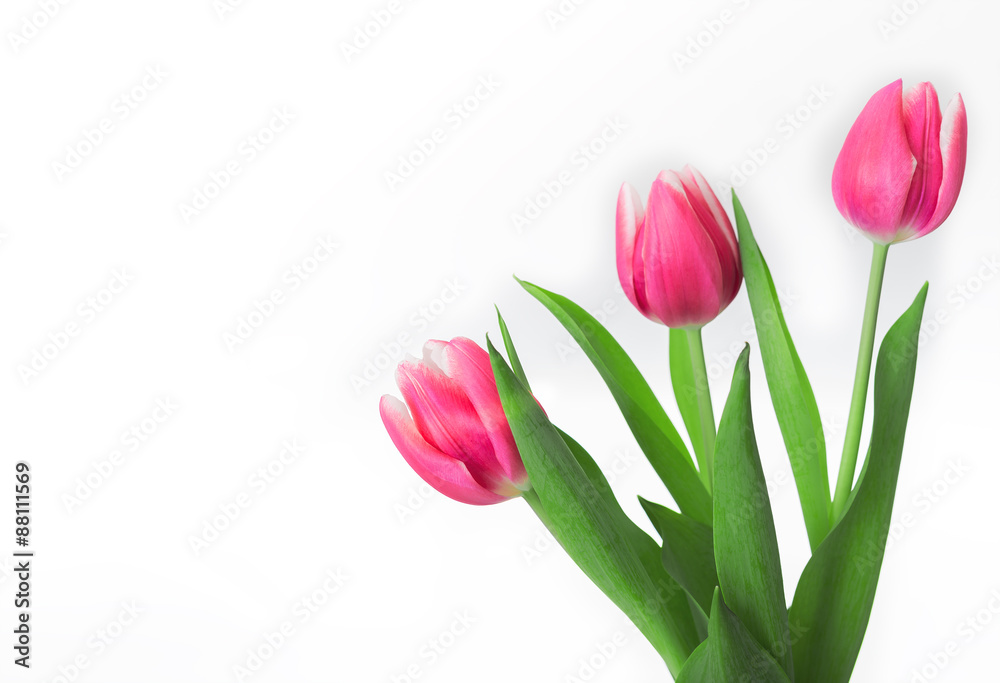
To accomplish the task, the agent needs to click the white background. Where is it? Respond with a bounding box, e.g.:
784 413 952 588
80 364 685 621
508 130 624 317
0 0 997 681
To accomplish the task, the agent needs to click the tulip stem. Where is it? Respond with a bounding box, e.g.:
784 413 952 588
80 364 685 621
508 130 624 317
685 328 716 494
832 242 890 521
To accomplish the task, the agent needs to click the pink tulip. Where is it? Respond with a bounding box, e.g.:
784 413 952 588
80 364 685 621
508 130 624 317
616 166 742 328
832 79 968 244
379 337 529 505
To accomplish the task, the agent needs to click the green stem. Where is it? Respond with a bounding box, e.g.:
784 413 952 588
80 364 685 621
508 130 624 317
832 242 890 520
685 328 716 494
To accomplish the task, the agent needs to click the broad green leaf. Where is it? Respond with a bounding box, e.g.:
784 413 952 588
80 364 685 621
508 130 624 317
487 339 700 676
675 640 711 683
708 590 793 683
733 193 831 551
788 283 928 683
559 428 615 503
561 429 707 640
640 497 717 616
517 278 713 526
676 589 793 683
669 328 706 468
496 311 684 615
714 345 793 677
689 595 709 643
496 310 645 531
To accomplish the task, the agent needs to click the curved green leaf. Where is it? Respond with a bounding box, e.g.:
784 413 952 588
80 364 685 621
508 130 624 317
640 497 717 617
676 640 711 683
733 193 831 551
788 283 928 683
562 430 708 641
496 307 530 391
714 345 793 677
708 590 793 683
677 589 793 683
559 428 615 503
497 310 689 624
517 278 713 526
487 338 700 676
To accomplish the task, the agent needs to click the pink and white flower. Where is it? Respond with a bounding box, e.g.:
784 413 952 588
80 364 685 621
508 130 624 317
379 337 529 505
616 165 743 328
832 79 967 244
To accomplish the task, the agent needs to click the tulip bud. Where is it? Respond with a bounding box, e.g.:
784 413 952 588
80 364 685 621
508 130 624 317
832 79 968 244
616 165 742 328
379 337 529 505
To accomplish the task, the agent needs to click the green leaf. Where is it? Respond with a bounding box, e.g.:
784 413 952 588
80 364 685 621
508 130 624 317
558 428 616 503
561 429 708 641
676 589 793 683
640 497 717 616
496 307 530 391
495 313 680 612
732 193 831 551
788 283 928 683
517 278 713 526
675 640 711 683
714 345 793 677
487 338 700 676
669 328 706 468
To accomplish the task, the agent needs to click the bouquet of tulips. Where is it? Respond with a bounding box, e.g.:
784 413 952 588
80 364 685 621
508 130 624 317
380 79 967 681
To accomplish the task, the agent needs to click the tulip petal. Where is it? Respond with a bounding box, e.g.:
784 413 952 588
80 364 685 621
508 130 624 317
632 219 655 321
680 166 739 258
899 82 944 235
616 183 651 318
643 172 724 328
379 396 509 505
914 93 967 239
440 338 528 489
395 358 506 491
680 165 742 305
422 338 450 371
832 79 916 244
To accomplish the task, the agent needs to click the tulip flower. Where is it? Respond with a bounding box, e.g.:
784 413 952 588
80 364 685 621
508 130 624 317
832 79 967 245
831 79 968 520
379 337 529 505
616 166 742 329
616 165 742 491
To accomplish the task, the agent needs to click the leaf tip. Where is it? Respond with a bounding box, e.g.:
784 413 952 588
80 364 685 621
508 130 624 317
711 585 722 614
915 281 929 306
732 343 751 380
637 495 656 516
